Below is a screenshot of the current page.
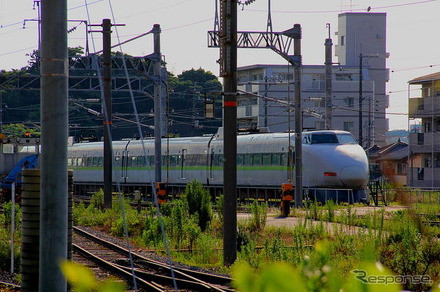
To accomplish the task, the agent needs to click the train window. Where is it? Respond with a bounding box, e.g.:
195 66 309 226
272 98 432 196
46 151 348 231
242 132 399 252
237 154 243 165
77 157 83 167
280 153 286 166
114 156 121 166
272 154 281 165
168 155 176 166
162 156 167 166
97 157 103 166
311 134 338 144
67 158 72 167
130 156 137 166
213 154 224 166
253 154 262 165
86 157 93 167
244 154 252 165
218 154 224 165
262 153 271 165
137 156 145 166
336 134 357 144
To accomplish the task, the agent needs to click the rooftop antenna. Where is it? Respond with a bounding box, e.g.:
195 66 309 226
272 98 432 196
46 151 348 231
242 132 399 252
213 0 219 32
267 0 273 34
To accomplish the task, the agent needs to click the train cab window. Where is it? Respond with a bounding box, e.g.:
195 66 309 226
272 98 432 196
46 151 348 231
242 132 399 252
311 134 338 144
253 154 262 165
303 135 311 144
262 153 271 165
244 154 252 165
336 134 357 144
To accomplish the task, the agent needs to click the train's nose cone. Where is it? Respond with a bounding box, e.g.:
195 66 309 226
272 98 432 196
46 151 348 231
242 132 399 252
340 165 368 188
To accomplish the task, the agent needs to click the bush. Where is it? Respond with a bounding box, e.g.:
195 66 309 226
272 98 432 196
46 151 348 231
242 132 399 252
3 201 21 227
90 189 104 210
184 180 212 232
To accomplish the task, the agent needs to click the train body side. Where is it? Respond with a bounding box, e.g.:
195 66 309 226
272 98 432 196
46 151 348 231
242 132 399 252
68 130 369 200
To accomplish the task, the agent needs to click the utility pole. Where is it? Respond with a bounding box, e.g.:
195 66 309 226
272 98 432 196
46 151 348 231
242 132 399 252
90 19 124 209
220 0 237 266
324 23 333 130
292 24 303 208
152 24 162 185
102 19 113 209
359 53 363 147
39 0 68 290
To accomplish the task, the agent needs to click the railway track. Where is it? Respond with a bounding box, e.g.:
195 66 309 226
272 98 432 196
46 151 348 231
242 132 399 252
73 226 234 291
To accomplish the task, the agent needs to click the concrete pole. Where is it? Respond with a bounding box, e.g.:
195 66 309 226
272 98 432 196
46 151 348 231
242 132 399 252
153 24 162 183
359 53 363 147
293 24 303 208
221 0 237 266
39 0 68 290
102 19 113 209
324 33 333 129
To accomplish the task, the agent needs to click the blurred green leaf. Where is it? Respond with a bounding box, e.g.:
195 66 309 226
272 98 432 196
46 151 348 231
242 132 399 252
60 260 97 291
344 261 401 292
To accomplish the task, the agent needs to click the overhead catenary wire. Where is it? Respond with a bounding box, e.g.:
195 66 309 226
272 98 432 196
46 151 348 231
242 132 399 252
101 1 178 290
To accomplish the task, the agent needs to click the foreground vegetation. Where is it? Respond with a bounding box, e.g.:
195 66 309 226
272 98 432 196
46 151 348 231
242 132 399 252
1 181 440 291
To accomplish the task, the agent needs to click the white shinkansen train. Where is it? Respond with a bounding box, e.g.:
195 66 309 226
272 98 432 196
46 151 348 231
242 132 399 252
68 128 369 203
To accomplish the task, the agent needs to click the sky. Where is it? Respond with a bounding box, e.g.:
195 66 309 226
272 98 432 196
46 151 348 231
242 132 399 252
0 0 439 131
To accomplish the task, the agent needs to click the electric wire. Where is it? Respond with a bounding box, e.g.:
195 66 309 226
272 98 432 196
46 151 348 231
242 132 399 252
84 1 141 290
245 0 437 14
105 0 178 290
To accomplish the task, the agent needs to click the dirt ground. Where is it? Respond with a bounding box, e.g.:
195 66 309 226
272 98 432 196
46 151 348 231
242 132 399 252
237 205 409 231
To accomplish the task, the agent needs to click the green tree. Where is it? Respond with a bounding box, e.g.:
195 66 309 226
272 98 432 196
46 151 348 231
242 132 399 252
2 123 40 137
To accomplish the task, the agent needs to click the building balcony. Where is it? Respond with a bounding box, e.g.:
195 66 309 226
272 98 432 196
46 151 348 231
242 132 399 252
409 132 440 151
409 97 440 118
237 104 259 119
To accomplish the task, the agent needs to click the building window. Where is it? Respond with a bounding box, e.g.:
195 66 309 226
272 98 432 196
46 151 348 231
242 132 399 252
417 168 424 180
311 74 325 89
396 163 407 175
424 157 432 168
315 121 325 130
245 105 253 117
344 97 354 108
343 121 354 132
422 87 431 98
424 122 432 133
341 35 345 46
336 74 353 81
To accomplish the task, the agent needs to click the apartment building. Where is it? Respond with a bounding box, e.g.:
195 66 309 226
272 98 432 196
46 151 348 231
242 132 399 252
236 12 389 146
408 72 440 188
